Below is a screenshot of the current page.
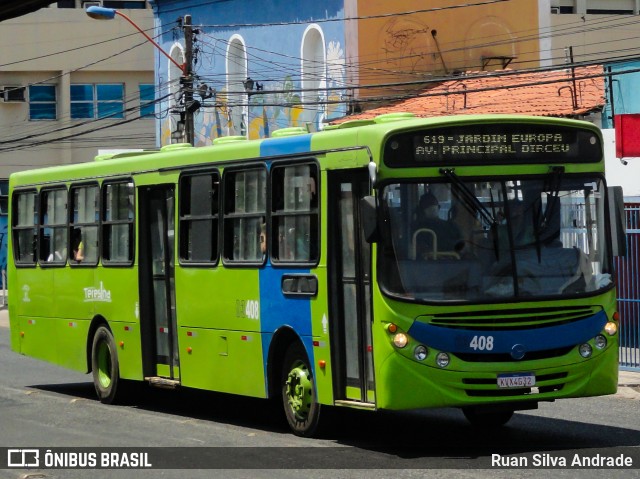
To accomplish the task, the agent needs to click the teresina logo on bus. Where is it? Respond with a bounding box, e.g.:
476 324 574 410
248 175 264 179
83 282 112 303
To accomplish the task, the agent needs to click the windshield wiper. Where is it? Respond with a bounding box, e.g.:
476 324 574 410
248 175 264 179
440 168 496 226
440 168 501 259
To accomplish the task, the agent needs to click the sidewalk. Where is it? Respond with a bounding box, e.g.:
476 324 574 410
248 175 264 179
617 370 640 399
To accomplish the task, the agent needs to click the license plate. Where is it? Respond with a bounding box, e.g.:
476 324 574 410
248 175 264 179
497 373 535 388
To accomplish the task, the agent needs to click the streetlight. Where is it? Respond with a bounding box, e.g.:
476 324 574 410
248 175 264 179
86 6 197 145
86 6 186 74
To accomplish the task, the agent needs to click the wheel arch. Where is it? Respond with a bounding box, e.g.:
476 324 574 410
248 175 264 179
266 326 308 399
85 315 110 373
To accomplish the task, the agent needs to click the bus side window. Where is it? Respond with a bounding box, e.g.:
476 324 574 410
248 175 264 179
39 188 67 266
270 163 318 264
102 181 134 265
223 168 266 263
69 185 99 265
179 172 219 264
12 190 38 265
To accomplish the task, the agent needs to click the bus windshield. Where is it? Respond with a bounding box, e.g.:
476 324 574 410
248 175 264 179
379 175 612 302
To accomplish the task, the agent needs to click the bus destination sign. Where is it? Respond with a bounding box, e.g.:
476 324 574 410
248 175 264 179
383 123 602 167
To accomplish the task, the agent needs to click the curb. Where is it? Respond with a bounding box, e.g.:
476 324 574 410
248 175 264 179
616 386 640 400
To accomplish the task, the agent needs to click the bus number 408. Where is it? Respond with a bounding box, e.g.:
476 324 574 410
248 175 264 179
469 335 494 351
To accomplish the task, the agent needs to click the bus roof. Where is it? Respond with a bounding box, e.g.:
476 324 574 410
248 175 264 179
9 114 601 188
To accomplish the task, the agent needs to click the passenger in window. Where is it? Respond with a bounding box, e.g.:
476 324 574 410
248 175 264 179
72 228 84 262
260 222 267 257
413 192 461 257
47 230 67 262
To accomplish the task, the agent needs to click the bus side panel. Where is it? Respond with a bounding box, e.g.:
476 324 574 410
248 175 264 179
15 268 54 319
52 268 94 319
175 268 261 331
55 318 91 371
309 264 333 406
179 327 266 397
93 268 143 381
17 315 58 365
13 268 57 363
175 268 265 395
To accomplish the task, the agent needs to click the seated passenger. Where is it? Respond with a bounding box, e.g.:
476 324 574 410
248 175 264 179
413 192 461 257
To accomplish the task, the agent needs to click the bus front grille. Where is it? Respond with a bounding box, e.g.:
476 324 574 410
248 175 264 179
427 306 602 330
453 346 574 362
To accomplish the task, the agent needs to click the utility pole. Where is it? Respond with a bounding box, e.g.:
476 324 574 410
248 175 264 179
182 14 196 145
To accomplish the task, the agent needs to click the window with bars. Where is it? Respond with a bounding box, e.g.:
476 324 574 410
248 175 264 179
29 85 57 120
71 83 124 119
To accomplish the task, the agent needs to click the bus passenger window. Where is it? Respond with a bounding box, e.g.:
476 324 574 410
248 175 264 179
179 172 219 263
270 163 318 264
223 168 266 263
12 191 38 265
102 181 134 264
70 185 99 265
39 188 67 266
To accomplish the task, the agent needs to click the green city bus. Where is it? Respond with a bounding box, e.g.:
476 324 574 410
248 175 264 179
8 113 625 436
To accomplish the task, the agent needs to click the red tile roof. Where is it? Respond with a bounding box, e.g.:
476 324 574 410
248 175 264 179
334 65 605 122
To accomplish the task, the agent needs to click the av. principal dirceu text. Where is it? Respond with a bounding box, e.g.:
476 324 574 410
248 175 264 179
491 453 634 468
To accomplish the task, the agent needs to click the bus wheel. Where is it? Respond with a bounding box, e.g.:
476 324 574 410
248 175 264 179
281 342 321 437
462 407 514 427
91 325 122 404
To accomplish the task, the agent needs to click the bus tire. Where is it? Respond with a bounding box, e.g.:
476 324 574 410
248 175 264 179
462 407 514 427
91 325 122 404
281 342 321 437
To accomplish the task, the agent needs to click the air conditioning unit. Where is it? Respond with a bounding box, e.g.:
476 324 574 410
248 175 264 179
82 1 102 7
551 7 560 14
3 86 25 102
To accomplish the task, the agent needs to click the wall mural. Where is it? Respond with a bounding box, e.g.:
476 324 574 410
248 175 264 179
160 42 346 145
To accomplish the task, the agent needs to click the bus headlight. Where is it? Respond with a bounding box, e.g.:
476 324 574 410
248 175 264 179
436 352 450 368
579 343 592 358
604 321 617 336
393 333 408 348
414 345 428 361
594 334 607 350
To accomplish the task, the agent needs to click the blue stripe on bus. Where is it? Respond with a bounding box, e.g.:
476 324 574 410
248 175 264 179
259 265 314 382
407 310 608 356
260 134 312 157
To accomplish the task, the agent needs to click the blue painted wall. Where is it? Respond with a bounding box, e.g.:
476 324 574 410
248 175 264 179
150 0 347 145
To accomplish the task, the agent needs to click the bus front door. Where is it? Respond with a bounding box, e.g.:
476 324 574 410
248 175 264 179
328 169 375 406
138 185 179 385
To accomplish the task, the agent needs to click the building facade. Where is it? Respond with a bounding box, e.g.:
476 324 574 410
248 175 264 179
149 0 552 146
0 0 155 272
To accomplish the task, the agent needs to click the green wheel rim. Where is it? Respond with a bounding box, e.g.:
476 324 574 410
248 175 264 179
97 340 112 389
285 361 313 420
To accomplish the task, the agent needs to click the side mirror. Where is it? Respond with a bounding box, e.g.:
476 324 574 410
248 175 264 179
361 195 378 243
608 186 626 257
